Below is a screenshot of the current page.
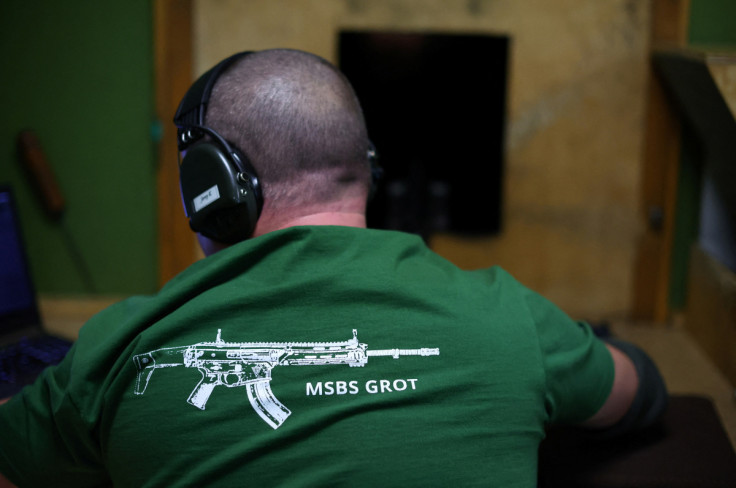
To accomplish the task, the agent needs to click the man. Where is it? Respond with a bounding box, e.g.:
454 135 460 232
0 49 666 487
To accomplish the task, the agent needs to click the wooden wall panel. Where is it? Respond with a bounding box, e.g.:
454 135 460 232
194 0 652 320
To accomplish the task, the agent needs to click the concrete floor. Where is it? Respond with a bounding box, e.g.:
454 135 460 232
611 319 736 450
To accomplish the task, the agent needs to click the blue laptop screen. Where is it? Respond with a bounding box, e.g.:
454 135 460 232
0 187 39 329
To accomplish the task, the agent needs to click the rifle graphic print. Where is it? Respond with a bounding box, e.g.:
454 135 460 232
132 330 440 429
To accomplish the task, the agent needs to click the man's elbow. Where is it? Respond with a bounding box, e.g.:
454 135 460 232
582 339 668 438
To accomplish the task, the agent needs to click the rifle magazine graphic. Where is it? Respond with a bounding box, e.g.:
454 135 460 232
131 329 439 429
247 379 291 429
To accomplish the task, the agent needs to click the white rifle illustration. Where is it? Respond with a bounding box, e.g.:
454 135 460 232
132 329 439 429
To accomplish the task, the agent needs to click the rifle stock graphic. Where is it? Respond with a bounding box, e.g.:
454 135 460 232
132 330 439 429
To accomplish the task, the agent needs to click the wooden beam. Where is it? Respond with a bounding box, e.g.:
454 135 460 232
631 73 682 321
631 0 690 321
650 0 691 43
154 0 197 286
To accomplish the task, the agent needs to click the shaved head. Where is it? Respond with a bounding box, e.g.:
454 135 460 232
204 49 372 210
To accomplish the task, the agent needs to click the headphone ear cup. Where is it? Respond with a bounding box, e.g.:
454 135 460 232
179 143 260 243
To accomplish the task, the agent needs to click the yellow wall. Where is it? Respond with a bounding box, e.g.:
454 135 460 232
194 0 651 320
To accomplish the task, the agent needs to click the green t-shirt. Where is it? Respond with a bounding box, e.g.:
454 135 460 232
0 226 613 487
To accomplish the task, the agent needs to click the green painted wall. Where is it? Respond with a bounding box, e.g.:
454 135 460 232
689 0 736 46
0 1 157 296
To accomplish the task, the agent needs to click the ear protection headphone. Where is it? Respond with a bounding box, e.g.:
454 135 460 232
174 50 382 243
174 51 262 243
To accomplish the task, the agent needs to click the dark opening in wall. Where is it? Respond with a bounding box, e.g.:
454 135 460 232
339 31 509 239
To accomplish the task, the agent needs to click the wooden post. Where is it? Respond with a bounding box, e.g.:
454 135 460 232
154 0 197 286
631 0 690 322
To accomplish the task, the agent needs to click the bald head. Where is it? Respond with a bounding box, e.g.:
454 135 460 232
204 49 372 212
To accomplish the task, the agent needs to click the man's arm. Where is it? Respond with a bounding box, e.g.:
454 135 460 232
581 344 638 428
581 340 668 436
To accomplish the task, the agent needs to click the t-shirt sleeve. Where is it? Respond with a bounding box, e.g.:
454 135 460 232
0 344 108 487
521 285 615 425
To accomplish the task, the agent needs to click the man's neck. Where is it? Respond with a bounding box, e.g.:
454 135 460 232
253 211 366 237
198 198 369 257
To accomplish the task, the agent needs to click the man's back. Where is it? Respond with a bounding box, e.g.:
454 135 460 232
0 226 612 487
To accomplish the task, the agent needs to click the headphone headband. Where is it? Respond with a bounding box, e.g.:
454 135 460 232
174 51 253 151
